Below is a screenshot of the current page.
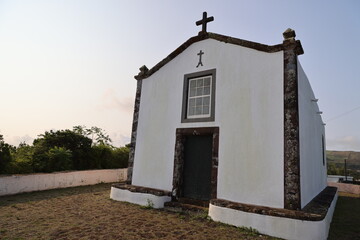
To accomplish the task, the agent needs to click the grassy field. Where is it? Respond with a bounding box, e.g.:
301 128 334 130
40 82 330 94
0 183 277 240
328 193 360 240
0 183 358 240
327 150 360 170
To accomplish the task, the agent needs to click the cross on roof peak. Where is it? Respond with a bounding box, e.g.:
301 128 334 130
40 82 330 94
196 12 214 35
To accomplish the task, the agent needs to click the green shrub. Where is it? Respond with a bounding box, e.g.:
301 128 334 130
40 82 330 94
32 130 92 171
90 145 129 169
5 158 33 174
0 135 13 174
110 146 129 168
90 144 113 169
46 146 73 172
6 143 34 174
1 127 129 175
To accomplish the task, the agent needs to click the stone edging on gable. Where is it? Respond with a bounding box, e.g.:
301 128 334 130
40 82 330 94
135 32 302 80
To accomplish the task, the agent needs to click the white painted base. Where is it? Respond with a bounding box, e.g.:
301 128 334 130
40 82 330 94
209 192 338 240
110 187 171 209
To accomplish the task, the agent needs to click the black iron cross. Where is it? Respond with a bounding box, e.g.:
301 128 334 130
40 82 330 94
196 12 214 33
196 50 204 67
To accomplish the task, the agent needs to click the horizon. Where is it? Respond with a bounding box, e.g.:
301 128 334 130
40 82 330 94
1 0 359 150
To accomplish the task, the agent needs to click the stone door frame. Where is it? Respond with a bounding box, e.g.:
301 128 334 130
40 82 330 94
172 127 219 201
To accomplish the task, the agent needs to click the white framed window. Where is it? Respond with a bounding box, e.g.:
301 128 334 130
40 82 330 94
187 76 212 118
181 69 216 123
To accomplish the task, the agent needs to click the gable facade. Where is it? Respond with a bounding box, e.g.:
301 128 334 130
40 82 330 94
131 38 286 208
111 23 336 239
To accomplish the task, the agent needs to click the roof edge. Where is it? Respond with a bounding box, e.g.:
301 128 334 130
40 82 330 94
135 32 288 80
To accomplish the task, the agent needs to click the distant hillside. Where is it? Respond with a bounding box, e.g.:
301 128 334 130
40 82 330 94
326 151 360 171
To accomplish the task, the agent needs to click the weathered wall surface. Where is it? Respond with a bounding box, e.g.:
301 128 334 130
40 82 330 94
298 61 327 208
0 169 127 196
132 38 284 208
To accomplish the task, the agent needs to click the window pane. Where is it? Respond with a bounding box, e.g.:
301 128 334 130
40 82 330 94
203 96 210 106
185 73 213 119
203 106 210 114
204 77 211 86
196 88 203 96
204 86 210 95
195 106 202 115
188 107 195 116
189 98 195 107
196 97 202 106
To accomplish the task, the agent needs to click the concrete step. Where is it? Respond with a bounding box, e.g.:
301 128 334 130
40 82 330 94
164 200 209 214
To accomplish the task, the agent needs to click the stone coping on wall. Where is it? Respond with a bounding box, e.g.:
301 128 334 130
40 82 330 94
134 31 295 80
112 183 171 197
210 186 337 221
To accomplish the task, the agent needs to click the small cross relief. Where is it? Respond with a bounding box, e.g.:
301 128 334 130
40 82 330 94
196 50 204 68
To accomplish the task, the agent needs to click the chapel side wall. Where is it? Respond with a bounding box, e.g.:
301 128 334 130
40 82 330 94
298 61 327 208
132 39 284 208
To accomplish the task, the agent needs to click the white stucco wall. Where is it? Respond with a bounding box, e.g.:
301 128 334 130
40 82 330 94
110 187 171 209
132 39 284 208
0 169 127 196
298 61 327 208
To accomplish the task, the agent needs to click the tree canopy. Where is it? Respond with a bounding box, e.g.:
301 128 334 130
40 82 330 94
0 127 129 175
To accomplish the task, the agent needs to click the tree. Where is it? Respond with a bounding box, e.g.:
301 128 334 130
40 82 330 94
1 127 128 174
6 142 34 174
32 130 92 172
47 147 72 172
0 134 14 174
90 144 129 169
73 125 112 146
90 144 113 169
111 146 130 168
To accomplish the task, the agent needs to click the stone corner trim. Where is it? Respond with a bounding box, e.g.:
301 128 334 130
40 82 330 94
210 186 337 221
283 28 304 210
127 76 143 184
112 183 171 197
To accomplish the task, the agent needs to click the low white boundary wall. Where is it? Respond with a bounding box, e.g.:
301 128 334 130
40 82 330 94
209 192 338 240
0 168 127 196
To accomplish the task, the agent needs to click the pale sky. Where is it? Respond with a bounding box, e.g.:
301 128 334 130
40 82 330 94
0 0 359 150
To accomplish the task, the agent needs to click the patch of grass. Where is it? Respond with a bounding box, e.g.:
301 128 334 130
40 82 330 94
238 226 261 237
140 199 154 209
177 213 187 220
328 196 360 240
190 211 211 221
0 183 113 207
0 184 278 239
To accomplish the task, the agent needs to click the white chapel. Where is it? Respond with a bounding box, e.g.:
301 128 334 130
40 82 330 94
111 12 337 240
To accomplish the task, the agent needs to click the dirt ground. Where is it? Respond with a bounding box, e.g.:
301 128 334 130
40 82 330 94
0 183 277 240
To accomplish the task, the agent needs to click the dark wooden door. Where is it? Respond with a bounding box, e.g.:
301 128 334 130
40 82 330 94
182 135 212 201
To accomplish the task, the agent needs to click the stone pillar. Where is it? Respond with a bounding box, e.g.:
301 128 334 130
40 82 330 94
127 65 148 184
283 29 304 210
